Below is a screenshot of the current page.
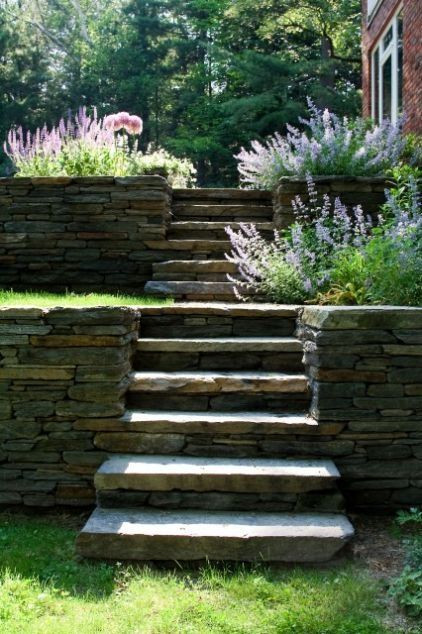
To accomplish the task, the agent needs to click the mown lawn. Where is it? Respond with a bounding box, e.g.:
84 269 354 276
0 290 172 308
0 512 411 634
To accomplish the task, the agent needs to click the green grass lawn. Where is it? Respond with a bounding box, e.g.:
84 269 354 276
0 289 172 308
0 512 411 634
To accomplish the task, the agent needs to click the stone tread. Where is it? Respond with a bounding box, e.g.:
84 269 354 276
129 370 309 394
136 336 303 353
140 303 299 317
144 281 239 297
96 410 318 434
173 188 272 200
144 240 230 252
95 454 340 493
77 508 354 562
153 260 237 273
169 221 274 231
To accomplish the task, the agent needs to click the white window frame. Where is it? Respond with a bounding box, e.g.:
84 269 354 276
371 7 403 125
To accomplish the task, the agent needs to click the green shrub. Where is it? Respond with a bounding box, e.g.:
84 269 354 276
130 148 196 187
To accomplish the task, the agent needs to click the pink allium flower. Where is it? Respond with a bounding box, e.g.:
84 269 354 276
127 115 143 135
115 112 131 130
103 114 117 131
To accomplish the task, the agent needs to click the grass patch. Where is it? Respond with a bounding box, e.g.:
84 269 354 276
0 289 172 308
0 512 408 634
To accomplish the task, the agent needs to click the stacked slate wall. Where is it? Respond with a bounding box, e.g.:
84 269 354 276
0 176 171 293
299 306 422 511
273 176 389 230
0 307 138 507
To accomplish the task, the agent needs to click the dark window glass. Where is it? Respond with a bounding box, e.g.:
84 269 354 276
382 55 392 120
373 47 380 122
397 13 403 113
383 26 393 50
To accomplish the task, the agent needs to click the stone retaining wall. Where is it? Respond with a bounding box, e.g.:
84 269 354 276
0 307 139 507
299 306 422 511
273 176 390 230
0 176 171 293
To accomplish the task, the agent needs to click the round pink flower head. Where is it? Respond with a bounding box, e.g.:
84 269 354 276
103 114 117 131
115 112 131 131
127 115 143 135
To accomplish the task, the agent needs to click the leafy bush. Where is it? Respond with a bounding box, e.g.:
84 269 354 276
236 99 404 189
4 108 195 186
131 147 196 187
390 509 422 618
226 170 421 305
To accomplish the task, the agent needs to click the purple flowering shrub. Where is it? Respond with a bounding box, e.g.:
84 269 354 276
4 108 195 184
227 169 422 305
226 177 373 302
236 99 404 189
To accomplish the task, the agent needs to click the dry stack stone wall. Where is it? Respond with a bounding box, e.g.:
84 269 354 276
273 176 389 230
0 307 139 507
299 306 422 511
0 176 171 293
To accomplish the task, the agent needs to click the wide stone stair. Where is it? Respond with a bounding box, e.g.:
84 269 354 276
77 305 354 562
144 189 274 301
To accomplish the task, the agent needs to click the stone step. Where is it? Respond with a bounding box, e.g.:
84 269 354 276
144 280 240 301
144 240 230 256
139 303 298 339
173 188 272 201
137 337 302 353
173 204 273 220
96 455 340 494
153 260 237 274
168 221 274 240
151 259 237 283
104 410 318 434
129 370 308 395
77 508 354 562
134 337 303 371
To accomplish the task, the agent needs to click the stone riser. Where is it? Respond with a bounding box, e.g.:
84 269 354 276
126 392 310 412
97 488 344 513
152 273 232 282
139 316 297 338
134 351 304 372
168 229 274 241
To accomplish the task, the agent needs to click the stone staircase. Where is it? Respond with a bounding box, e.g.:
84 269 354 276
144 189 274 301
77 305 354 562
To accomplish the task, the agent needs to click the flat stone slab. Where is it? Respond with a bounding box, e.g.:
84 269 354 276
121 410 317 434
153 260 237 273
95 455 340 493
77 508 354 562
129 371 308 394
170 221 274 231
137 337 303 353
140 303 299 317
144 281 238 296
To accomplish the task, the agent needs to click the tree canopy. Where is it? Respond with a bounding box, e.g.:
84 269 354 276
0 0 362 184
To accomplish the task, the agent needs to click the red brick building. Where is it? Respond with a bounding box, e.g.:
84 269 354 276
362 0 421 133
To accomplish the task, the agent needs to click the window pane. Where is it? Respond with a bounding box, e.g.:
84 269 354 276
382 55 392 120
373 47 380 122
383 26 393 50
397 13 403 113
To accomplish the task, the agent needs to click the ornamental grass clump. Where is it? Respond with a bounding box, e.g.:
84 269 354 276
236 99 404 189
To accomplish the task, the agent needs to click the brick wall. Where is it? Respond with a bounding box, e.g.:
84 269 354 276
0 176 171 293
362 0 422 134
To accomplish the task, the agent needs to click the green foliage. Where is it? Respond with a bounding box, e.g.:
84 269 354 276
260 255 306 304
390 533 422 618
130 148 197 187
396 508 422 527
0 0 362 185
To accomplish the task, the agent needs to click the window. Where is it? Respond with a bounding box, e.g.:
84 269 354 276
371 9 404 125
